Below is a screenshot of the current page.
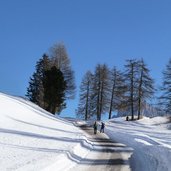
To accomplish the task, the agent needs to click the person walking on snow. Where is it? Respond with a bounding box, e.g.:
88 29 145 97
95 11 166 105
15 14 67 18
100 122 105 133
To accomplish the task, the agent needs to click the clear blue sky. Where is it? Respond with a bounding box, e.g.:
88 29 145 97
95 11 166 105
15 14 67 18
1 0 171 117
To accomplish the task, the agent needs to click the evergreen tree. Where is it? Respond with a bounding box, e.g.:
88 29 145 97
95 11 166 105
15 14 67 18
49 43 76 99
26 43 75 115
26 54 50 108
26 72 39 104
43 66 66 114
159 58 171 114
77 71 94 120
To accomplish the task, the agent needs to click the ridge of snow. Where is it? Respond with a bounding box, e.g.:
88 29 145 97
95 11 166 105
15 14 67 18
106 116 171 171
0 91 171 171
0 92 93 170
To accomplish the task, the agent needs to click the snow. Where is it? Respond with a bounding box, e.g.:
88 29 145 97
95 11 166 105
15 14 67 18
0 92 91 171
0 92 171 171
105 116 171 171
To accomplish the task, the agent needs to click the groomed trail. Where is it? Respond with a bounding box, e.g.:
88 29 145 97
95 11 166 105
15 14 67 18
69 123 132 171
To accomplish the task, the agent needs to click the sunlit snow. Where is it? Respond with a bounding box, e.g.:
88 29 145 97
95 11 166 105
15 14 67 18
0 92 170 171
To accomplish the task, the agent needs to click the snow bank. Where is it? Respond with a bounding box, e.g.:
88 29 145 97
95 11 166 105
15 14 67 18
1 91 171 171
0 92 92 171
106 116 171 171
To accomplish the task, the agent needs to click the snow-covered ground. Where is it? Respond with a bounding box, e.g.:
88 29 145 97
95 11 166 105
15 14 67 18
0 92 171 171
105 116 171 171
0 92 92 171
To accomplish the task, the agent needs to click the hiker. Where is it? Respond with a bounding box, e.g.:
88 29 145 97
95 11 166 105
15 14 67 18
93 121 97 134
100 122 105 133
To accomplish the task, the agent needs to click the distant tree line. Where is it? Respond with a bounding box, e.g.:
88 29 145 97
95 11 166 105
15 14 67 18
26 43 75 114
77 59 155 120
26 43 171 119
159 58 171 114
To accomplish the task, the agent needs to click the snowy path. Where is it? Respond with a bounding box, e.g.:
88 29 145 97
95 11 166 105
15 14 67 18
105 118 171 171
1 92 170 171
69 124 132 171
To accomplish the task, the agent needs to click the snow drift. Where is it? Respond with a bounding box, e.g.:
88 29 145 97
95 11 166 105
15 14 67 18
0 92 90 171
0 92 171 171
105 117 171 171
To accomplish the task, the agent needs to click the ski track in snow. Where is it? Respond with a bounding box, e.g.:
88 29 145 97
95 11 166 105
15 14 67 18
106 117 171 171
0 92 171 171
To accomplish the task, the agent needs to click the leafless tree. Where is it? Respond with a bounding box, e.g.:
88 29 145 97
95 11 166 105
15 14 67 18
77 71 94 120
49 43 76 99
108 67 126 119
137 59 154 119
92 64 110 120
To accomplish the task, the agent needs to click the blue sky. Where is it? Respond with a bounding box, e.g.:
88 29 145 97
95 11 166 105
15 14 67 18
0 0 171 117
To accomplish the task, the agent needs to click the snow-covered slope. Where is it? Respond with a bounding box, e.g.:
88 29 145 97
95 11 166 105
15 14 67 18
1 92 171 171
106 116 171 171
0 92 90 171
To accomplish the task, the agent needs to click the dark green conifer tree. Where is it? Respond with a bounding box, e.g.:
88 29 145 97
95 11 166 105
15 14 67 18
26 54 50 108
43 66 66 114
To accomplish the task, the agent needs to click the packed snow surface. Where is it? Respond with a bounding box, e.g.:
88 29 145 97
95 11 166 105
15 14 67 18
0 92 89 171
106 116 171 171
0 92 171 171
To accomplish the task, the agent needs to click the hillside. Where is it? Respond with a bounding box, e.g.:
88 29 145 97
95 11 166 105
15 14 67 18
106 116 171 171
0 92 171 171
0 92 88 170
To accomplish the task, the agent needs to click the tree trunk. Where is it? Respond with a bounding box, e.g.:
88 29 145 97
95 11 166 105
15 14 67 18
131 64 134 120
85 81 90 120
138 69 143 120
109 80 116 119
